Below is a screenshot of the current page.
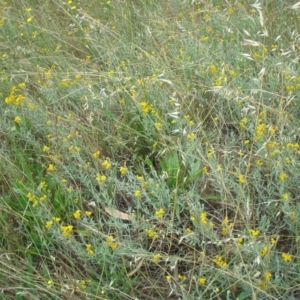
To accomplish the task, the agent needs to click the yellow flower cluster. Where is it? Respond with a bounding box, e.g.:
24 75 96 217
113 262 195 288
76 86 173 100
139 101 152 113
142 181 149 189
45 216 61 230
249 229 260 237
119 166 127 175
187 133 196 140
260 246 269 257
221 217 233 236
47 164 55 172
239 117 247 130
85 211 92 217
73 210 81 219
155 208 164 219
279 172 287 182
96 174 106 183
200 212 208 225
145 228 158 239
102 159 112 169
39 181 47 190
254 123 267 141
153 253 162 263
45 220 53 230
27 192 39 206
154 122 162 130
258 272 272 289
210 65 218 75
281 252 292 262
198 277 206 285
213 255 228 268
5 83 26 106
200 212 213 227
92 150 100 159
134 190 141 197
286 142 299 153
139 101 156 115
238 174 246 184
60 225 73 237
236 237 243 247
107 235 118 250
86 244 94 255
14 116 21 123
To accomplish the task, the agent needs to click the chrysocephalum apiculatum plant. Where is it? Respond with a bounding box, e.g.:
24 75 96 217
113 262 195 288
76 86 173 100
1 0 300 299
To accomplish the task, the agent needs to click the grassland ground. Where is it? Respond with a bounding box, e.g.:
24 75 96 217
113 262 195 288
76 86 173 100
1 0 300 299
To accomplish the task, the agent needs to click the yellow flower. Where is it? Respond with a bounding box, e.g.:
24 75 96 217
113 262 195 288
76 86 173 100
187 133 196 139
14 116 21 123
47 164 55 172
260 246 269 257
210 65 217 75
43 146 50 152
155 208 164 219
239 117 247 129
202 166 208 173
102 159 112 169
238 174 246 184
249 229 260 237
142 181 149 189
92 150 100 159
145 228 158 239
39 181 47 189
178 274 186 280
45 221 53 230
200 212 207 225
153 253 162 263
256 160 263 166
207 149 214 158
153 141 158 148
154 122 162 130
279 173 287 181
60 225 73 237
281 252 292 262
285 157 291 164
86 244 94 255
221 217 233 236
85 211 92 217
73 210 81 219
96 174 106 183
27 16 33 23
236 238 243 247
282 193 289 200
40 194 47 201
139 101 153 114
77 280 86 290
198 277 206 285
255 123 267 141
107 235 118 250
119 166 127 175
264 272 272 281
213 255 227 267
134 190 141 197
